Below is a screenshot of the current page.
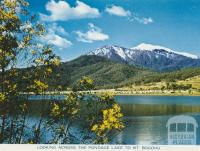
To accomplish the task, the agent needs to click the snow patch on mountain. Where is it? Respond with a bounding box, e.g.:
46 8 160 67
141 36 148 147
87 43 200 71
112 46 127 59
174 52 199 59
132 43 172 52
88 45 128 59
132 43 199 59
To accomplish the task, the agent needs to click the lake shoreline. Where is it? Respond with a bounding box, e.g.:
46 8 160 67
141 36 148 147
39 89 200 97
114 92 200 96
114 94 200 96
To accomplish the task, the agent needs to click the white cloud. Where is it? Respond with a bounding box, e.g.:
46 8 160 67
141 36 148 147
49 23 68 36
40 0 100 21
105 5 153 25
105 5 131 17
43 34 72 49
75 23 109 43
42 23 72 49
141 17 153 24
130 16 154 25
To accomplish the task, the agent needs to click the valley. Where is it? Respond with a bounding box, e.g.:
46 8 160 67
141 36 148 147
16 44 200 95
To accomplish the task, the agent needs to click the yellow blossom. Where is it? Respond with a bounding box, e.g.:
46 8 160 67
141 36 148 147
99 124 106 131
51 103 60 117
91 124 98 131
102 109 108 115
46 67 52 74
35 58 43 64
0 93 6 104
52 58 60 66
34 80 48 92
31 50 36 55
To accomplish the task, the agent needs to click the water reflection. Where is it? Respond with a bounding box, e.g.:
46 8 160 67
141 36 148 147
113 96 200 145
120 104 200 116
113 114 200 145
113 116 168 144
6 95 200 144
115 95 200 105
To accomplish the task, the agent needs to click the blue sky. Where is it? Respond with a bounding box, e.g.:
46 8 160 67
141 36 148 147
27 0 200 61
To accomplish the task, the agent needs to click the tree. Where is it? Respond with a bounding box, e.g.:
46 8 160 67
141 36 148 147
0 0 59 143
0 0 124 144
74 76 94 91
48 87 124 144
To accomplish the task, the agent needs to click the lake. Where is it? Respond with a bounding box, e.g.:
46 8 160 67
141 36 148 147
115 95 200 105
19 95 200 144
114 95 200 145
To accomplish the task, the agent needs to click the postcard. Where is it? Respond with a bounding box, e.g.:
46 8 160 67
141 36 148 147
0 0 200 151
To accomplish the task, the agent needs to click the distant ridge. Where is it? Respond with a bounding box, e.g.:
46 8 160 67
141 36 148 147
88 43 200 71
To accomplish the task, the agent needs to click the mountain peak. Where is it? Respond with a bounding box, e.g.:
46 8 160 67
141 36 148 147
88 45 128 60
132 43 173 52
132 43 199 59
87 43 200 71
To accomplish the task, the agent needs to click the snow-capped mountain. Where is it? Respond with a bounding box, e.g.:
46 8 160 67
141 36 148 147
88 45 130 63
88 43 200 71
132 43 199 59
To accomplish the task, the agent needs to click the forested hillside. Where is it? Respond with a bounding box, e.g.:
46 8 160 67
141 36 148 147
47 55 200 89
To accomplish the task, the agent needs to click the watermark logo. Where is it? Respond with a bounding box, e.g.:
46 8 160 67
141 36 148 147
166 115 198 145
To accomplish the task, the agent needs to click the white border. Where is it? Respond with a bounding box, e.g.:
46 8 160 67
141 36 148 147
0 145 200 151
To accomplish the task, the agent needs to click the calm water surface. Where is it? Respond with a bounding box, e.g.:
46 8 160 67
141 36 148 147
114 96 200 145
115 95 200 105
27 95 200 145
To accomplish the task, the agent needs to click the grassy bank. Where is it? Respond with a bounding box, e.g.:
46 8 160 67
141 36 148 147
42 89 200 96
33 75 200 96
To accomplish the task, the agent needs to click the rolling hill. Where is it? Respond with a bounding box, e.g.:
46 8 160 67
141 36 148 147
55 55 153 89
48 55 200 90
15 55 200 90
